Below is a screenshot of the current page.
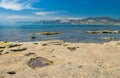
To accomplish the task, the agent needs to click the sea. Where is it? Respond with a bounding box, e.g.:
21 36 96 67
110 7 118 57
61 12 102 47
0 24 120 43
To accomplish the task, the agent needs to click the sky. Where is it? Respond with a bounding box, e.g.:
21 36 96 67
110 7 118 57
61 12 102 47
0 0 120 22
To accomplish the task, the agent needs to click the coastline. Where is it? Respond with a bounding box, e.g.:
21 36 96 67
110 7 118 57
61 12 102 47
0 40 120 78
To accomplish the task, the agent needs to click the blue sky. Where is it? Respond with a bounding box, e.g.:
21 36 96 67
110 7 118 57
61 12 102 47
0 0 120 22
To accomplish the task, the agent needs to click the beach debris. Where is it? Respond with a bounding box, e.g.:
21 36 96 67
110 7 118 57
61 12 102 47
36 32 61 35
7 71 16 75
10 47 27 52
25 52 36 56
100 37 116 40
85 30 120 34
28 57 53 69
67 47 77 51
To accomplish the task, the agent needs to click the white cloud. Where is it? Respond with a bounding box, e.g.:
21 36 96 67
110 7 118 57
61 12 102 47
67 17 83 20
34 11 67 16
7 15 30 19
34 11 59 16
0 0 37 11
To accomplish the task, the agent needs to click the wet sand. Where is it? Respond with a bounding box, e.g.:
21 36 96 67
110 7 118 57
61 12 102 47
0 40 120 78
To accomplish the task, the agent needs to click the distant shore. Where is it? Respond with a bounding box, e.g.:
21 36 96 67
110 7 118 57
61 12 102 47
0 40 120 78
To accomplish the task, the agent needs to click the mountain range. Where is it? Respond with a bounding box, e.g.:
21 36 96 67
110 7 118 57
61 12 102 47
18 17 120 25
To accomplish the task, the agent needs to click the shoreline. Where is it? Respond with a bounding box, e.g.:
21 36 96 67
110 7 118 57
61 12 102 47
0 40 120 78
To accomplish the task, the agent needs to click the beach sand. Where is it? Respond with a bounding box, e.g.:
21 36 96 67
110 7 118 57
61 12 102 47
0 40 120 78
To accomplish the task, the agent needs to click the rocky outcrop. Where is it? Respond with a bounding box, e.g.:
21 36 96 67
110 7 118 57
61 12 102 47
0 42 26 54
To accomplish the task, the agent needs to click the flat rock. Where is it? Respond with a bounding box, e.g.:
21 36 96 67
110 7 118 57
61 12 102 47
10 47 27 52
9 43 23 48
28 57 53 69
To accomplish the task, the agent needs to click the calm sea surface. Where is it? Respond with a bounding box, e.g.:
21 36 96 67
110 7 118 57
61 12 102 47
0 24 120 43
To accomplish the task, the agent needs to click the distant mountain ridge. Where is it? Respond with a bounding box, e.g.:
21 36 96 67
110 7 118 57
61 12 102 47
78 17 120 25
18 17 120 25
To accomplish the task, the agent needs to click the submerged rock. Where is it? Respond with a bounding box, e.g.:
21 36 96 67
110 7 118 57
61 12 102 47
30 34 36 40
85 30 120 34
36 32 61 35
100 37 116 40
28 57 53 69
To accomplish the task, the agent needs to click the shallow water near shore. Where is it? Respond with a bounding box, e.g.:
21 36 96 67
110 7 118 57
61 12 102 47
0 24 120 43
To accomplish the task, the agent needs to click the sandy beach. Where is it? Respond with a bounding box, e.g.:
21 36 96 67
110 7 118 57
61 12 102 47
0 40 120 78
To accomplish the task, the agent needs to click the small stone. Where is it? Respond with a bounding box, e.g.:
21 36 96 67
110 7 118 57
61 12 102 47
42 44 47 46
78 65 83 68
51 55 56 58
7 71 16 75
67 47 76 51
25 53 35 56
33 43 38 45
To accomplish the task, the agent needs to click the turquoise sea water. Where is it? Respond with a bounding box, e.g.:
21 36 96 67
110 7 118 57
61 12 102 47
0 24 120 43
